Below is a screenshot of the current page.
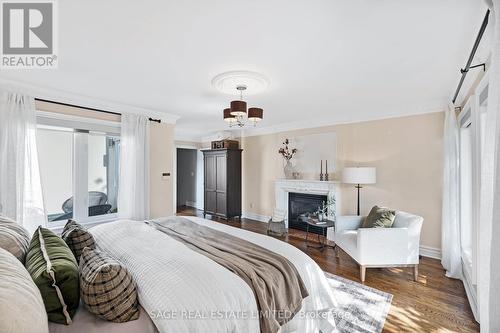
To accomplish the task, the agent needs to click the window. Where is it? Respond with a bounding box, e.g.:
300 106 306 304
457 73 489 319
88 133 120 215
36 114 120 225
459 111 473 267
37 126 74 220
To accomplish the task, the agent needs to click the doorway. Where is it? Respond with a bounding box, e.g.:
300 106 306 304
176 148 203 211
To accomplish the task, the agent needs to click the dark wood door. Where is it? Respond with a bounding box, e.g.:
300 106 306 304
205 192 216 214
215 154 227 216
204 155 217 214
216 193 227 216
216 155 226 191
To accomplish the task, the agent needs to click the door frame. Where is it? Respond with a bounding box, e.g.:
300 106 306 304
174 143 203 214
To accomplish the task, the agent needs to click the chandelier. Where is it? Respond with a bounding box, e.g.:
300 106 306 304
223 85 263 127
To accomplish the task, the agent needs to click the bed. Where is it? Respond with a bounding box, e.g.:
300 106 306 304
48 303 158 333
50 216 337 333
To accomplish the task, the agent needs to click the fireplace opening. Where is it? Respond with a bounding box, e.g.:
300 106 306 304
288 192 327 235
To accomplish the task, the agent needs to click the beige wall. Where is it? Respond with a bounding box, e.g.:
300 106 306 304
149 122 175 218
36 100 121 122
241 111 444 249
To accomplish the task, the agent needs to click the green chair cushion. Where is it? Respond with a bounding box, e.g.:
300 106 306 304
25 227 79 325
362 206 396 228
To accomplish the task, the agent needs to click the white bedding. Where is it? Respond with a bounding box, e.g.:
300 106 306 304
90 216 337 333
49 303 157 333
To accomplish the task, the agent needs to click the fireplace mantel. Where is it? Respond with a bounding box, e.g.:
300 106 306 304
275 179 340 193
275 179 342 238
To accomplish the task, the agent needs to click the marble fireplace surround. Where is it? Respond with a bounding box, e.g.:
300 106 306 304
275 179 341 241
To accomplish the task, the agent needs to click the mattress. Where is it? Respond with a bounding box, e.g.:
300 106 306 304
48 303 158 333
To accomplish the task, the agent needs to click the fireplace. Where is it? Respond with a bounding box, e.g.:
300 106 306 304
288 192 327 235
274 179 340 242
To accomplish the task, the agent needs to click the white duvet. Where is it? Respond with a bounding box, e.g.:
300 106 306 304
91 216 337 333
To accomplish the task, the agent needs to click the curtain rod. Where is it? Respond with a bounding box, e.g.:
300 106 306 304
35 98 162 123
452 9 490 104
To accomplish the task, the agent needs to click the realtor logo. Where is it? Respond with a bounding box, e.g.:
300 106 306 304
1 0 57 68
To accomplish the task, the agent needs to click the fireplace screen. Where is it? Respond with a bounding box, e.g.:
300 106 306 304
288 192 327 234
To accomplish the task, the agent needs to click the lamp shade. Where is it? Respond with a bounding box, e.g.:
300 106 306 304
230 100 247 116
342 167 376 184
223 108 236 123
248 107 263 122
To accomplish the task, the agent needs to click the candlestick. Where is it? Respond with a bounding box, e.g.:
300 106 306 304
320 160 323 181
325 160 328 181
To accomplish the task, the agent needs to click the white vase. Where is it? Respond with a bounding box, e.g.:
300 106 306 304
283 160 294 179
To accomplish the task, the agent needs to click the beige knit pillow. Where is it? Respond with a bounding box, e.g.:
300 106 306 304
0 215 30 263
79 247 140 323
0 247 48 333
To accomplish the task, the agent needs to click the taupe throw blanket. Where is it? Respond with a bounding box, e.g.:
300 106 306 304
147 217 309 333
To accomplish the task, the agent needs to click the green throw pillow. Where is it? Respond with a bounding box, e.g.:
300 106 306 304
362 206 396 228
25 226 80 325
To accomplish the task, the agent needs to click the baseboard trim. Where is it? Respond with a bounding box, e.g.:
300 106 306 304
241 211 442 260
185 201 196 208
419 245 441 260
185 201 203 210
241 211 270 223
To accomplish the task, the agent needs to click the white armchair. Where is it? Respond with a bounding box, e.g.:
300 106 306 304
334 211 423 282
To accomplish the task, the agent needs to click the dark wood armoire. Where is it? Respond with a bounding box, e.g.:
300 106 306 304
202 148 242 219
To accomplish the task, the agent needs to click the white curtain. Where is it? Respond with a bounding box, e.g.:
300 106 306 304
479 1 500 331
118 113 150 220
441 105 462 279
0 91 47 233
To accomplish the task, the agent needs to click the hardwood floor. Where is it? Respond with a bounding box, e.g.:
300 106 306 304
178 206 479 333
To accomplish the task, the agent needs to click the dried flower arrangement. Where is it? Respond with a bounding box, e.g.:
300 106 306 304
278 139 297 161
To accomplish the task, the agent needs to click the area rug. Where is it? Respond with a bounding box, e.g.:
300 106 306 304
325 272 393 333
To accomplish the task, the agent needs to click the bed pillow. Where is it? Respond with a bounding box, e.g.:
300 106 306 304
61 219 96 262
362 206 396 228
80 247 140 323
25 226 80 325
0 247 49 333
0 215 30 263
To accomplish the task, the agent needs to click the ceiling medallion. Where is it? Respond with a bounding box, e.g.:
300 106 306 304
212 71 268 128
211 70 270 95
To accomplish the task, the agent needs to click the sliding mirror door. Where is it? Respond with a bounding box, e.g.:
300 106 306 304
457 73 489 321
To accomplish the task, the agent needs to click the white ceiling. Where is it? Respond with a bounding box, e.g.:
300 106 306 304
0 0 489 141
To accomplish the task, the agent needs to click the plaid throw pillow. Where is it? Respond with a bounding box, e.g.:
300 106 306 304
79 247 140 323
61 220 96 262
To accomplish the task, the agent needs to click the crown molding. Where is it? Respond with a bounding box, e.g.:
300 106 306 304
175 105 445 143
174 133 202 142
238 105 445 138
200 131 237 143
0 78 180 124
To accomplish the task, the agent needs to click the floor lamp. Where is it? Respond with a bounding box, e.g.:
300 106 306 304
342 167 376 216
